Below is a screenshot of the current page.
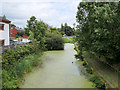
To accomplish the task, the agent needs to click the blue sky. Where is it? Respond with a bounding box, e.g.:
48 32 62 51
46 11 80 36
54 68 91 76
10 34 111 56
1 0 81 28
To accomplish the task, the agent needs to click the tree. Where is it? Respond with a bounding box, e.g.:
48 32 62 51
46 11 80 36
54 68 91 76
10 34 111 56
24 16 36 36
28 31 39 50
34 20 48 49
76 2 120 63
60 23 74 36
25 16 48 50
15 31 25 38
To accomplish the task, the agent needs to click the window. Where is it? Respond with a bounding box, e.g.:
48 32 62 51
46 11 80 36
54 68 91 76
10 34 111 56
0 40 5 46
0 24 4 30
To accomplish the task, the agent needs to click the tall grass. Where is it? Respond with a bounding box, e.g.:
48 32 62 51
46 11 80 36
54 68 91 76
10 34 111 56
2 51 42 88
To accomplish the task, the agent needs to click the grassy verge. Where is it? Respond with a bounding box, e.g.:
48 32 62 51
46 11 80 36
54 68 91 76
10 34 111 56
2 51 42 88
63 37 74 43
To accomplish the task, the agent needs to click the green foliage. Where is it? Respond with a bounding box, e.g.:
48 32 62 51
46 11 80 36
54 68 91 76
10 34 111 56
45 32 64 50
2 42 42 88
24 16 36 36
89 75 105 89
76 2 120 64
81 61 105 89
2 44 35 69
28 31 39 50
85 65 93 74
24 16 48 50
16 31 25 38
60 23 74 36
2 51 42 88
10 37 16 39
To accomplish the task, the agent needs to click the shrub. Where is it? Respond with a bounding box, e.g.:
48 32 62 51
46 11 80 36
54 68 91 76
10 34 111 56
2 51 42 88
2 44 35 69
45 32 64 50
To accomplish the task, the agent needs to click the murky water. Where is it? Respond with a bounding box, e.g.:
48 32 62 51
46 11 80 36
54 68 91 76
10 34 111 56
21 43 93 88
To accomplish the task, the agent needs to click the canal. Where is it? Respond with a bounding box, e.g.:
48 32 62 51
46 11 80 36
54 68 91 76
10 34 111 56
21 43 93 88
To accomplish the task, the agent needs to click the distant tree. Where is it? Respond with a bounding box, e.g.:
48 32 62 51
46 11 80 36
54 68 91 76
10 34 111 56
60 23 74 36
59 24 65 35
61 23 64 31
50 27 57 32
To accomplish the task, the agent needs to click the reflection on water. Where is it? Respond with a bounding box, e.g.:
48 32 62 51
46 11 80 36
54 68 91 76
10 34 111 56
21 43 93 88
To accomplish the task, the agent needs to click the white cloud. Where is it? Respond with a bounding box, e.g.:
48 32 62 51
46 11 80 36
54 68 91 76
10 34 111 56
1 0 81 28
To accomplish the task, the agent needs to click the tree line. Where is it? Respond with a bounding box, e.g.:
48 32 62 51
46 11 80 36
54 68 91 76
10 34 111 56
24 16 64 50
76 2 120 64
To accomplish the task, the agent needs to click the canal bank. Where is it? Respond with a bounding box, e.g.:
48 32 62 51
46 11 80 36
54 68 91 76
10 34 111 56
21 43 94 88
83 52 120 88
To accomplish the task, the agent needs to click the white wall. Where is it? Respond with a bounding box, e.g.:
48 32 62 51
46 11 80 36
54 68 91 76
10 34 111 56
0 22 10 46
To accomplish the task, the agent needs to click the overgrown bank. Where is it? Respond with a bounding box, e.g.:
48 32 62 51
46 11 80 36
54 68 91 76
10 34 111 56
76 2 120 69
75 47 106 89
75 2 120 89
2 44 43 88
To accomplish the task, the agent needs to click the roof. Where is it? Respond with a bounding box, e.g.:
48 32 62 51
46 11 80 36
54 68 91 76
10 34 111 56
0 16 11 23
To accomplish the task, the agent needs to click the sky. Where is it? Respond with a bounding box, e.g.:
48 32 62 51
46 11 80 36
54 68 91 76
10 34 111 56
1 0 81 28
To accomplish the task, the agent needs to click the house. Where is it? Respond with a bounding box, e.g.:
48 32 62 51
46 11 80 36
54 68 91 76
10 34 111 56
9 26 17 37
0 16 11 46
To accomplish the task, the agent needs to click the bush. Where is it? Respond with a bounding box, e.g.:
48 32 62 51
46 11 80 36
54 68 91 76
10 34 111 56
2 44 41 88
45 32 64 50
2 51 42 88
2 44 36 69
